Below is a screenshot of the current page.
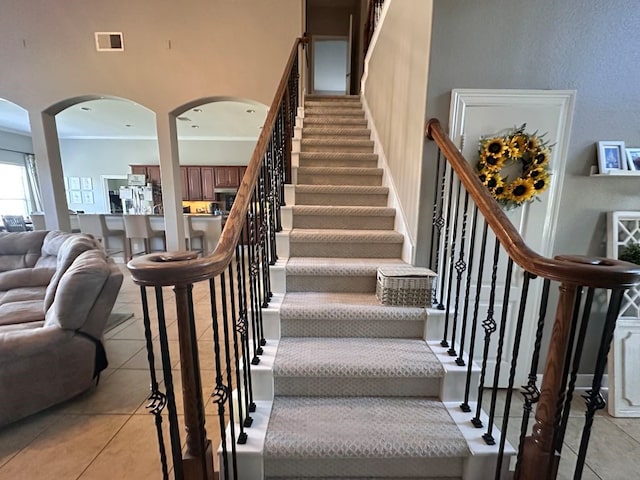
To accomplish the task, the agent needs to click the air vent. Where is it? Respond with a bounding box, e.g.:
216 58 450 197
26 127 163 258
95 32 124 51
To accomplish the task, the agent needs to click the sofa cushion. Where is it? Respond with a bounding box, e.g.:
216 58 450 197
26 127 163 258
0 300 46 326
0 268 55 291
0 231 48 272
44 249 110 331
43 235 99 312
0 286 47 306
0 320 45 335
35 231 78 269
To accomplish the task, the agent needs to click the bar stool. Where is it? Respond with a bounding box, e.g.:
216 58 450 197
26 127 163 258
123 215 166 260
184 216 206 254
30 214 46 231
78 214 129 261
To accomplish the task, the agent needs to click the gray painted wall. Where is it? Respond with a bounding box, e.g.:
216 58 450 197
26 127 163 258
422 0 640 372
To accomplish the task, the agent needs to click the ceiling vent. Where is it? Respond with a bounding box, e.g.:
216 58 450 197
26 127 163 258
95 32 124 52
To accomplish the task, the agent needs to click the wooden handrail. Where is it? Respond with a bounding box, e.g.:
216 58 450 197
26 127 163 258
425 118 640 289
127 37 308 287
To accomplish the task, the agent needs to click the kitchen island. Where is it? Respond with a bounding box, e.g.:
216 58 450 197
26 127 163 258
102 213 223 257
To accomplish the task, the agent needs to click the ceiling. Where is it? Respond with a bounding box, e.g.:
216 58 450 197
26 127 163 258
0 97 268 141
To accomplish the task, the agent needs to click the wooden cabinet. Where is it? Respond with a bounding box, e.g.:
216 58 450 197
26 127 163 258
214 166 240 188
131 164 246 202
201 167 216 200
186 167 202 201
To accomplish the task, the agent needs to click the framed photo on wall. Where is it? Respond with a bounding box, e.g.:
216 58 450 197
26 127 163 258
626 148 640 171
82 191 94 204
68 176 81 190
69 191 82 204
598 141 627 174
81 177 93 190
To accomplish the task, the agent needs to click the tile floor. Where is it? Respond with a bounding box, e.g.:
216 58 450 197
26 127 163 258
1 264 639 479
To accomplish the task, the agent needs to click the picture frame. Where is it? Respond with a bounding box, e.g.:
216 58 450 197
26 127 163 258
68 176 81 190
597 141 627 174
82 191 94 204
81 177 93 190
69 191 82 204
626 148 640 171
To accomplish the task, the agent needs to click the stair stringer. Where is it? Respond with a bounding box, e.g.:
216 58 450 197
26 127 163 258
361 94 415 264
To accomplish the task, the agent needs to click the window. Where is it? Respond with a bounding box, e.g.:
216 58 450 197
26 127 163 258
0 163 29 217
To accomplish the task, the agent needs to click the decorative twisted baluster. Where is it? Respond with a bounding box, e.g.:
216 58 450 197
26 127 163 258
472 239 501 428
448 187 470 356
461 220 489 413
440 166 456 347
140 286 171 480
455 204 479 368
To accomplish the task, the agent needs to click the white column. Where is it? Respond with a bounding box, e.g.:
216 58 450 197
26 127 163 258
156 112 184 251
28 110 71 232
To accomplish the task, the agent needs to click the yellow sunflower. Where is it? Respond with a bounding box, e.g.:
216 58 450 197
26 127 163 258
481 154 506 172
508 134 527 158
482 137 508 158
526 135 540 151
531 148 551 167
485 173 504 192
531 174 550 193
526 166 547 179
506 178 535 204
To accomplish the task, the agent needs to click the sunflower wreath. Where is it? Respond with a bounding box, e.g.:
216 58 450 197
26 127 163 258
476 124 552 210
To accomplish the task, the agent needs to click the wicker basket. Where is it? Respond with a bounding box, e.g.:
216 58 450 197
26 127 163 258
376 266 436 307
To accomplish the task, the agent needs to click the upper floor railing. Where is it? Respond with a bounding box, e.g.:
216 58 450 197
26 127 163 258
364 0 385 55
126 37 307 480
426 118 640 479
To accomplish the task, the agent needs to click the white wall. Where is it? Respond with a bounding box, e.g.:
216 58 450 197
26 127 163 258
363 0 434 243
0 131 34 165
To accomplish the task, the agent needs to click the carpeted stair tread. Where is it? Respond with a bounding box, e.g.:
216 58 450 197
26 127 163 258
291 206 395 217
264 396 469 477
305 94 361 101
302 128 370 140
301 138 374 148
285 257 406 276
289 229 403 244
274 337 442 379
305 108 365 117
280 291 427 321
297 166 382 176
304 100 362 108
295 185 388 194
303 116 368 126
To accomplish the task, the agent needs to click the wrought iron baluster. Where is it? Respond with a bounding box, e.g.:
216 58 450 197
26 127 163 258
444 177 463 354
140 286 171 480
456 204 479 368
246 208 262 363
440 165 456 347
219 272 240 479
449 187 470 356
251 186 267 347
429 149 443 271
472 238 501 428
461 220 489 413
574 289 625 480
208 278 233 480
432 152 448 310
154 286 184 480
483 257 514 445
226 262 250 439
237 242 256 412
496 272 533 480
556 287 594 454
515 279 551 479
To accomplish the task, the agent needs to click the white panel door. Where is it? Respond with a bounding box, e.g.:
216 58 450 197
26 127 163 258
446 89 576 386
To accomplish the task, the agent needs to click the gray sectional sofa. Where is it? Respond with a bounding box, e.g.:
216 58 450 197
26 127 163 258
0 230 123 427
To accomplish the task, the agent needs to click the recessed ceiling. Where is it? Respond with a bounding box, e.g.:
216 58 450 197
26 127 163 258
0 97 267 141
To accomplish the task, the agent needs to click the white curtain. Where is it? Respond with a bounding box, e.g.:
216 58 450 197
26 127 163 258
24 154 43 213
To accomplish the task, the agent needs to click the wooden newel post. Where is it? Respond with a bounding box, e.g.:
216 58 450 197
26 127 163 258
516 282 578 480
174 285 214 480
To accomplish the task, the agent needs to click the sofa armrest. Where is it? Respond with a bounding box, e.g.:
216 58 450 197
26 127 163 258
0 326 71 361
0 268 55 291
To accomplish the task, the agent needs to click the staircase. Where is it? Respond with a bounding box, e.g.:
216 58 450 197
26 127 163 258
233 95 508 479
